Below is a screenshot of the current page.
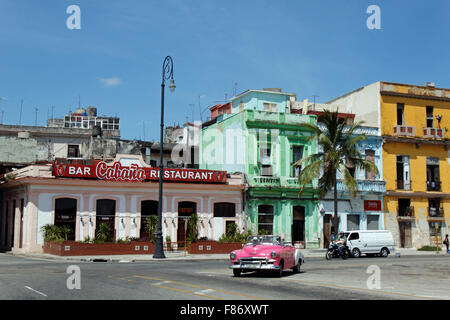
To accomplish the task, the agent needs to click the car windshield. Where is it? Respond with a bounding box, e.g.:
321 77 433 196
245 235 282 246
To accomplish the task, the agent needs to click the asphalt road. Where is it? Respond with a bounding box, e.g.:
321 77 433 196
1 253 449 300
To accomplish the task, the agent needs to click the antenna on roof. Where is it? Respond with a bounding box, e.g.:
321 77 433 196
19 98 23 125
311 95 319 111
34 107 39 126
232 81 238 96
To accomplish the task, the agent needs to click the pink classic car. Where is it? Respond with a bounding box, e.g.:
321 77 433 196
229 235 304 277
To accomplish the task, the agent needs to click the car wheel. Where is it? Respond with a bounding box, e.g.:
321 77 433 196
292 259 302 273
233 269 241 277
277 261 284 277
352 248 361 258
380 248 389 258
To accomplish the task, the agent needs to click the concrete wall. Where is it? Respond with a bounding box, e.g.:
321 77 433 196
0 136 38 164
327 82 381 129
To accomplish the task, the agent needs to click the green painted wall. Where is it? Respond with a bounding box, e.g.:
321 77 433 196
200 109 320 248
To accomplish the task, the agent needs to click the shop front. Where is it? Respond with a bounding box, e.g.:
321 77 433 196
0 155 244 253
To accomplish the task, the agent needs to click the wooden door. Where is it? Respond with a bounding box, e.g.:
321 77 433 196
399 222 412 248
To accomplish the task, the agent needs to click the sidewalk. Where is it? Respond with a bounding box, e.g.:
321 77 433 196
7 247 447 263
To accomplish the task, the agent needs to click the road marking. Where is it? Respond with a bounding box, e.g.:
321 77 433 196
152 284 222 300
153 281 170 286
132 275 266 300
24 286 47 297
194 289 215 295
282 278 443 300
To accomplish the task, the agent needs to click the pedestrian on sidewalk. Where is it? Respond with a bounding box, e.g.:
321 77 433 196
443 234 449 253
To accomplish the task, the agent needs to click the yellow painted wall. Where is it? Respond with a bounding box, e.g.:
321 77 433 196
381 95 450 139
382 142 450 193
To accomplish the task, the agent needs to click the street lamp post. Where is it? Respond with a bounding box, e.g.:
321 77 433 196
153 56 176 259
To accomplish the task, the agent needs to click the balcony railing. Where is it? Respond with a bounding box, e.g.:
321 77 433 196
397 206 415 221
428 207 444 218
251 176 280 187
427 180 441 191
336 180 386 193
396 180 412 191
393 125 415 137
423 127 445 139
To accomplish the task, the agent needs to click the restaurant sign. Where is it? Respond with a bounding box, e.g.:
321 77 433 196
52 161 227 183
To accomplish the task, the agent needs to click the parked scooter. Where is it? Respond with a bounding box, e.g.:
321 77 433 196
326 243 350 260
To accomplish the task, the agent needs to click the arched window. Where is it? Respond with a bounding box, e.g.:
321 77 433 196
54 198 77 241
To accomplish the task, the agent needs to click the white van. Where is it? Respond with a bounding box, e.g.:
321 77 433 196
344 230 395 258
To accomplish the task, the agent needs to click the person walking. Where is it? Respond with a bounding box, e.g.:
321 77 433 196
443 234 449 253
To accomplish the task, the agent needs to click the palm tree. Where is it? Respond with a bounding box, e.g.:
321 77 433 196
294 110 379 233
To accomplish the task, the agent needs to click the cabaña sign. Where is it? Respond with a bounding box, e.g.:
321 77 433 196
52 161 227 183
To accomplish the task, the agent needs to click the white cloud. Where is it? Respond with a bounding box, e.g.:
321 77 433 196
97 76 123 87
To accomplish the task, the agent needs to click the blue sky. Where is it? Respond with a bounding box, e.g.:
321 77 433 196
0 0 449 140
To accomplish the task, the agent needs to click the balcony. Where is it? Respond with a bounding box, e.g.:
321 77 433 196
427 207 444 221
393 125 415 137
336 180 386 193
251 176 280 187
397 206 415 221
396 180 412 191
426 180 441 192
423 127 445 139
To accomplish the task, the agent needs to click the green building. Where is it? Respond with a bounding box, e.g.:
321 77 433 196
200 89 320 248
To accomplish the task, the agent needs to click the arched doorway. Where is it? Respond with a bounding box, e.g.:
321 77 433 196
54 198 77 241
292 206 305 247
177 201 197 246
140 200 158 240
96 199 116 241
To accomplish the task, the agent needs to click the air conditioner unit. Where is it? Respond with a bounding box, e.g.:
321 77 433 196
261 165 273 176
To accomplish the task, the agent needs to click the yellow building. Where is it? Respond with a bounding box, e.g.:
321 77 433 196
327 81 450 248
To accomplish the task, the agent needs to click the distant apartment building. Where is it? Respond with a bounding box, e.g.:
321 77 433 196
327 81 450 248
47 106 120 139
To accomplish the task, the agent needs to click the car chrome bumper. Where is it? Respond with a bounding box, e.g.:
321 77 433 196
229 258 280 270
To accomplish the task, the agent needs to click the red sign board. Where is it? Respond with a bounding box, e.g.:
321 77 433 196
52 161 227 184
364 200 382 211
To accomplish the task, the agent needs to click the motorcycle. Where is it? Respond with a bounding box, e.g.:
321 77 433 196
326 243 350 260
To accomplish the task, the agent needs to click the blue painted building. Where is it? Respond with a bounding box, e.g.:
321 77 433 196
318 125 386 247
